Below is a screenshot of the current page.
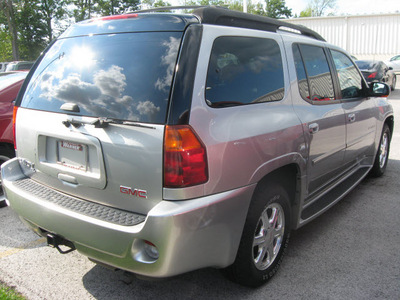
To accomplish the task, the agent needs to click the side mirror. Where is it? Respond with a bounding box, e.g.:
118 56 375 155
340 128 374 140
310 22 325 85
369 82 390 97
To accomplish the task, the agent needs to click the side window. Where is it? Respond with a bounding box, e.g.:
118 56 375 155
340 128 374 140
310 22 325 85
331 50 363 99
293 43 335 102
205 36 284 108
293 44 310 100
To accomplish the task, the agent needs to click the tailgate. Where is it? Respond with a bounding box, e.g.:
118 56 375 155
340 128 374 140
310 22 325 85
15 108 164 214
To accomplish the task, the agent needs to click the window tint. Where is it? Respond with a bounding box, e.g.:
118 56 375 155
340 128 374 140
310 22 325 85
20 32 182 124
205 36 284 108
294 44 335 102
331 50 363 99
293 44 310 100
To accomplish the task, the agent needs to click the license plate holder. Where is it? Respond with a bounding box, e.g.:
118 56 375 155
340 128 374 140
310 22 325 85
57 140 88 171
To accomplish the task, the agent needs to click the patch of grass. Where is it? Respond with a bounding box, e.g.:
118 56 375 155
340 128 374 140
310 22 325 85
0 281 25 300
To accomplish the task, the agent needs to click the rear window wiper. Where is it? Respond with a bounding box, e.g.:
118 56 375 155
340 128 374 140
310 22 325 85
62 117 156 129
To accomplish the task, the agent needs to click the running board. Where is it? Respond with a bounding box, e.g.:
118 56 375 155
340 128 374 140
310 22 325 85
300 167 371 225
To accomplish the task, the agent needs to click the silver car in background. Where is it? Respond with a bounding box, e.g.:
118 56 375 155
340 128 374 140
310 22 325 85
1 7 393 287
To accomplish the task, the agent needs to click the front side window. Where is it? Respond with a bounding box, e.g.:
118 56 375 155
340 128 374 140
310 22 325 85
331 50 363 99
293 44 335 102
20 32 182 124
205 36 284 108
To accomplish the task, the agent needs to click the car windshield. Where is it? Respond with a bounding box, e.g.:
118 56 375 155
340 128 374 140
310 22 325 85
0 72 27 91
355 60 378 71
20 31 182 124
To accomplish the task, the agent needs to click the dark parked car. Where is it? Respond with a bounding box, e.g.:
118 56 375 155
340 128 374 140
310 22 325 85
0 71 28 207
355 60 396 90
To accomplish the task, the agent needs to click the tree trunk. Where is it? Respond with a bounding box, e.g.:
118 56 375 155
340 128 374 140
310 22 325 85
4 0 19 60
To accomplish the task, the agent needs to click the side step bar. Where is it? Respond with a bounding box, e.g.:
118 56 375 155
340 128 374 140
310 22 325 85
300 167 371 225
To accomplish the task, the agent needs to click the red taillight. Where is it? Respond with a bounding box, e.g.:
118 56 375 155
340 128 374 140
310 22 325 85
368 72 377 79
12 106 18 150
164 125 208 188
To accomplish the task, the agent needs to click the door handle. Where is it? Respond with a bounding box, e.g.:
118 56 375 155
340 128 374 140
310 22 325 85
309 123 319 134
348 113 356 123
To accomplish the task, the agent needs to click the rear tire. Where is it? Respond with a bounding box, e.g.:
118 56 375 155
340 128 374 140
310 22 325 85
370 124 390 177
223 182 291 287
0 145 15 208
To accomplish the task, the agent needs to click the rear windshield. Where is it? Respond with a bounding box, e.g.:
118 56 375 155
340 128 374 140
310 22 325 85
355 61 377 71
20 32 182 124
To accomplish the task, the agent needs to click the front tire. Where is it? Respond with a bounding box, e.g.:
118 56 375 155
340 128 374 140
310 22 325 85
370 124 391 177
224 182 291 287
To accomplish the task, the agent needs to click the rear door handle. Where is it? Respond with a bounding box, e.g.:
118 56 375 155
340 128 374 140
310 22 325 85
309 123 319 134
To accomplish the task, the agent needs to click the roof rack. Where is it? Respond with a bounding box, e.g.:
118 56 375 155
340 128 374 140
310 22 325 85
130 6 326 42
131 5 216 13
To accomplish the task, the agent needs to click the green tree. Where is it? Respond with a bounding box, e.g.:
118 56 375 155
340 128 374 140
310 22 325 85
264 0 292 18
96 0 140 16
0 0 20 60
299 6 312 17
153 0 171 7
16 0 48 60
308 0 336 16
39 0 72 41
0 29 13 61
72 0 95 21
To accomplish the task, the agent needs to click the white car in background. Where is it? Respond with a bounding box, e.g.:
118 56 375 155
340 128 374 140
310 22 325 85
387 55 400 75
0 62 9 72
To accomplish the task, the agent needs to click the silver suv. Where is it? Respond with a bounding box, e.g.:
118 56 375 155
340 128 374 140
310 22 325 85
2 7 393 287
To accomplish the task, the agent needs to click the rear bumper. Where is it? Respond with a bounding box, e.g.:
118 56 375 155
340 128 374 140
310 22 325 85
1 158 255 277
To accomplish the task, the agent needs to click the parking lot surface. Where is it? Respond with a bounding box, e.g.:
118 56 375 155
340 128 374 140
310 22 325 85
1 84 399 299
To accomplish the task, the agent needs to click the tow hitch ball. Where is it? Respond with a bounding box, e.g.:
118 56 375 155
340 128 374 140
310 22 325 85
46 233 76 254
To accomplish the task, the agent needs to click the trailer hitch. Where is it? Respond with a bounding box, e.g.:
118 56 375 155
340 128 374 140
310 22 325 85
46 233 76 254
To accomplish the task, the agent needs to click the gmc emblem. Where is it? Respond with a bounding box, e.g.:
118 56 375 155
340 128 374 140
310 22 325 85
120 185 147 199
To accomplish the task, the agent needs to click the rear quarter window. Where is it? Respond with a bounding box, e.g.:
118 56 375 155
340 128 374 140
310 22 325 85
205 36 284 108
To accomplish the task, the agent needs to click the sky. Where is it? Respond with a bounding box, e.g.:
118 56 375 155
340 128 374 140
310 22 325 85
170 0 400 16
284 0 400 16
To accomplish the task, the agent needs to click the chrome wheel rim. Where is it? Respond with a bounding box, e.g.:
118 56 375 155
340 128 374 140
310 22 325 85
252 203 285 270
379 132 389 169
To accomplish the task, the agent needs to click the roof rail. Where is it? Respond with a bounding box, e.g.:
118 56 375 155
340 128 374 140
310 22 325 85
193 7 325 41
129 6 325 42
130 5 221 13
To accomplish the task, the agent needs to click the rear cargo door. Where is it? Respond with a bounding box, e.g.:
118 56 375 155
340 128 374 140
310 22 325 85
16 31 183 214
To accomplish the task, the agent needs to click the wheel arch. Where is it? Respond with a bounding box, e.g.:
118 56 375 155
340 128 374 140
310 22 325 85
252 163 303 230
385 115 394 141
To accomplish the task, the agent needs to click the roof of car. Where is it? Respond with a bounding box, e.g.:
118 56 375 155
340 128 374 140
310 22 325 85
61 6 325 42
191 7 325 41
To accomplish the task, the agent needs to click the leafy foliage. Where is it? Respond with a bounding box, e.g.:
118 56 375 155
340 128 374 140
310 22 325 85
0 281 26 300
15 0 48 60
301 0 337 17
0 0 294 63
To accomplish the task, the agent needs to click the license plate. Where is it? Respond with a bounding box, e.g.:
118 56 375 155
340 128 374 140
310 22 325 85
57 140 88 171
